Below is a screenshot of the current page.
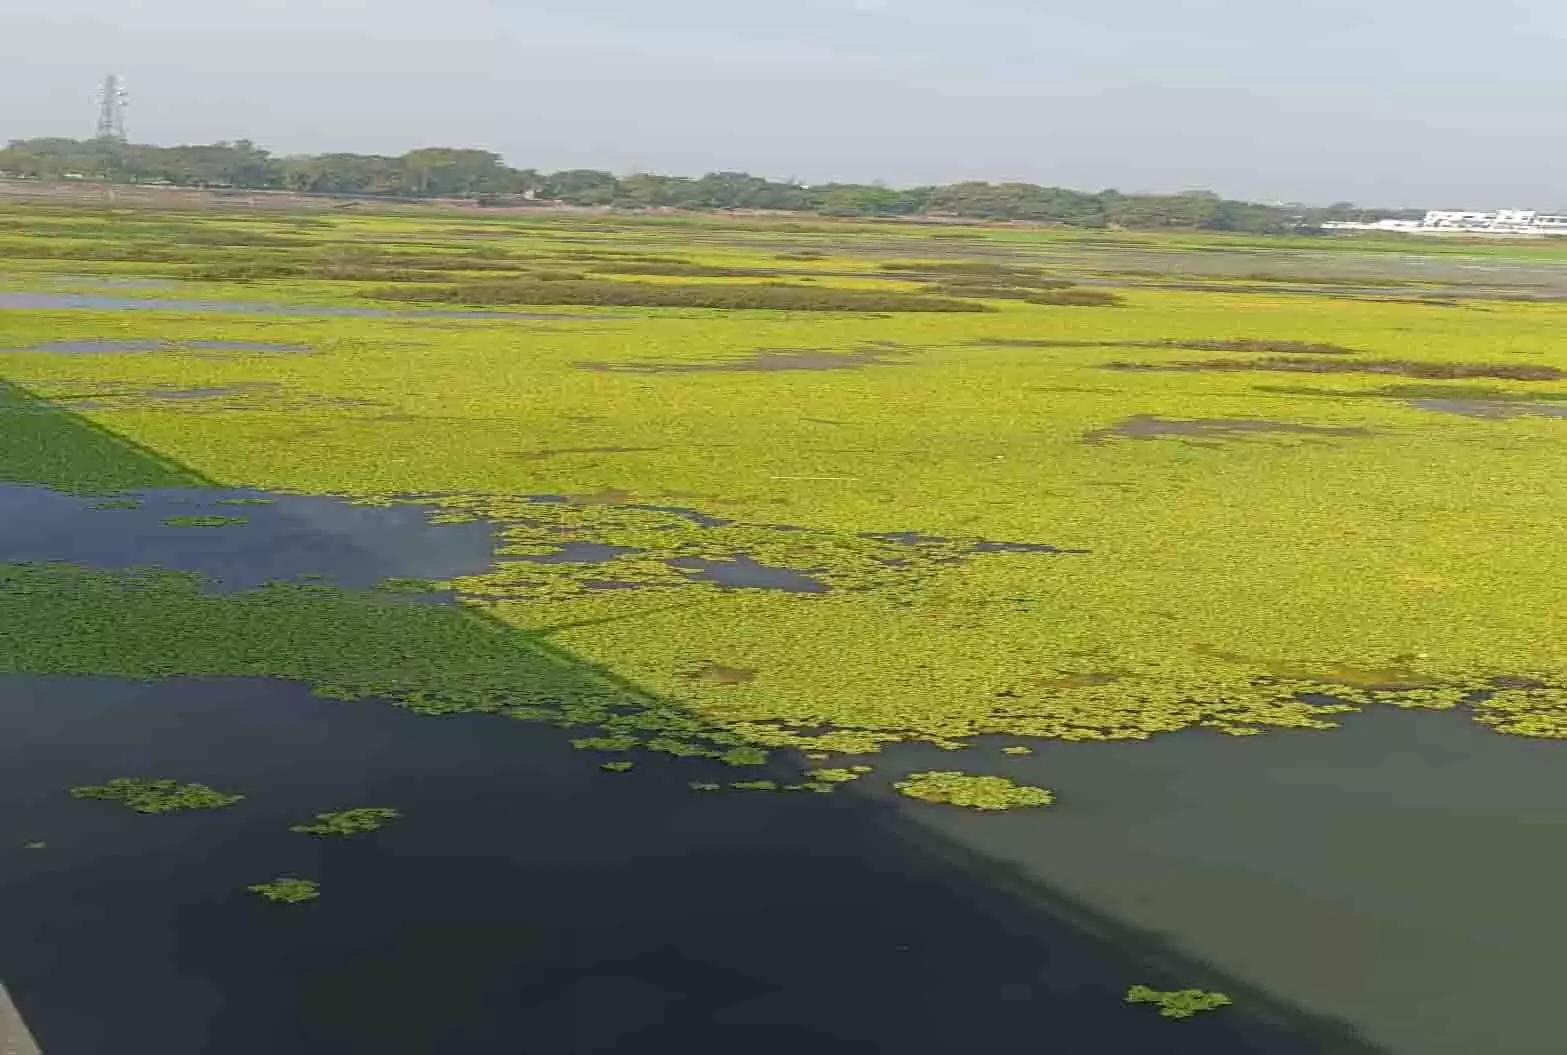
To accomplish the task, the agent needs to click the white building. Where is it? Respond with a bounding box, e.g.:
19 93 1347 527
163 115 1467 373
1323 209 1567 236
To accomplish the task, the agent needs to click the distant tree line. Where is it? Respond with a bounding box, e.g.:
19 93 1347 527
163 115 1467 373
0 137 1417 233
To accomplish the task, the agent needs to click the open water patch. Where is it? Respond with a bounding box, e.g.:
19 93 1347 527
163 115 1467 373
0 292 610 320
869 706 1567 1055
667 555 830 593
0 673 1344 1055
0 485 495 594
1082 416 1371 445
1407 398 1567 420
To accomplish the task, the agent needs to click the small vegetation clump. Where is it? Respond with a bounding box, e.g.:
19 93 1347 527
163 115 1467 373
1124 985 1233 1020
804 766 873 783
289 807 401 836
70 778 244 814
247 877 321 904
893 771 1054 811
601 761 635 772
571 734 641 752
373 578 439 594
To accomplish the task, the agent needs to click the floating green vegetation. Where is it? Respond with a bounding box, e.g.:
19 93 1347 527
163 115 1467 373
162 515 248 528
893 771 1054 811
731 780 780 791
289 807 401 836
601 761 635 773
1124 985 1233 1020
373 577 439 594
213 496 274 506
571 734 641 752
89 498 141 510
373 278 987 313
4 206 1567 781
805 766 873 784
69 778 245 814
247 877 321 904
688 782 722 791
1001 746 1034 756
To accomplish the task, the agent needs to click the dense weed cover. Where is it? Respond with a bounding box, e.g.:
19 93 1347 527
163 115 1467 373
2 204 1567 774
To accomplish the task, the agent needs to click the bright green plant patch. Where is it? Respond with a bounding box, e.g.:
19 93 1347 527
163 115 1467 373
2 205 1567 784
894 771 1054 810
1124 985 1232 1020
70 778 244 814
248 877 321 904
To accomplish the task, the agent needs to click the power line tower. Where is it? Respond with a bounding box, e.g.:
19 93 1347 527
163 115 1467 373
95 74 128 143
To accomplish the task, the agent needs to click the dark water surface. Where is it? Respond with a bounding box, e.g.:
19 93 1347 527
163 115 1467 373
0 675 1369 1055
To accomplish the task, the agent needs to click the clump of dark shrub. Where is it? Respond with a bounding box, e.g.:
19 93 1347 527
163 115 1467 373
370 279 989 312
880 260 1023 276
186 261 306 281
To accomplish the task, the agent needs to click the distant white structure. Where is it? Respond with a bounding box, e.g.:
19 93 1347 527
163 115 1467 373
1323 209 1567 236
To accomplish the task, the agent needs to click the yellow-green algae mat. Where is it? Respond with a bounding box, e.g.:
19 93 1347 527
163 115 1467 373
2 213 1567 766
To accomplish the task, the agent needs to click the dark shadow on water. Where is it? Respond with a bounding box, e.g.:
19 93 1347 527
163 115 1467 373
0 674 1383 1055
0 483 496 593
0 372 1384 1054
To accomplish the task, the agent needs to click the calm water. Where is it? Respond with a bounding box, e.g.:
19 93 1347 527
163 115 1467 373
0 674 1365 1055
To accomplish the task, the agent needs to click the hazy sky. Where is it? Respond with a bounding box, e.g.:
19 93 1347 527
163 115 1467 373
5 0 1565 207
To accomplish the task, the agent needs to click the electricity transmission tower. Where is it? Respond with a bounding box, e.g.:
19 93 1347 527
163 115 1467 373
96 74 128 142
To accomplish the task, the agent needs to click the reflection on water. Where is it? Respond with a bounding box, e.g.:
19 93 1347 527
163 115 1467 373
872 708 1567 1055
